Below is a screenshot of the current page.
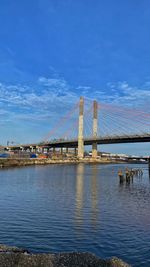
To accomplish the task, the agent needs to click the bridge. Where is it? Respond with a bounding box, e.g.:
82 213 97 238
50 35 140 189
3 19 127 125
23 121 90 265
4 97 150 159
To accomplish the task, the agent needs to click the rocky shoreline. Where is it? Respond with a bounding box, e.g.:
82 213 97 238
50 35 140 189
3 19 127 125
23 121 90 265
0 157 121 168
0 244 131 267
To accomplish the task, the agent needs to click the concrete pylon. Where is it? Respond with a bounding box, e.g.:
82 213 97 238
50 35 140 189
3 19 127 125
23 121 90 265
92 100 98 158
60 147 63 155
78 97 84 158
74 147 77 156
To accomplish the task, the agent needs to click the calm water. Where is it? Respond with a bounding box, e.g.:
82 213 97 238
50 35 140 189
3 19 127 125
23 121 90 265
0 163 149 266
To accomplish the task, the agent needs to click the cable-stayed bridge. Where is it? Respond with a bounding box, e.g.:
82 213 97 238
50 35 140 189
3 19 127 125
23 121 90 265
5 97 150 158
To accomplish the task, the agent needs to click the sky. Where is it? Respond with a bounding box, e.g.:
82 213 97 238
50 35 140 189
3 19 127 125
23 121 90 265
0 0 150 155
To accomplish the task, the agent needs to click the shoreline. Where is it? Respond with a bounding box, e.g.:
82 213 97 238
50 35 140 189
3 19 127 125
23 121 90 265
0 244 131 267
0 157 144 169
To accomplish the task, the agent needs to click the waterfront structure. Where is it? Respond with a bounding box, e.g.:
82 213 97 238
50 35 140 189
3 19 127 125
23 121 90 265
3 97 150 159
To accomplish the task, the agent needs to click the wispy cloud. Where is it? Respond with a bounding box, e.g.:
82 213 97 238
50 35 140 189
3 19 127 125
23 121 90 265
0 76 149 144
97 81 150 109
0 77 79 127
76 81 150 111
0 78 78 112
0 77 149 126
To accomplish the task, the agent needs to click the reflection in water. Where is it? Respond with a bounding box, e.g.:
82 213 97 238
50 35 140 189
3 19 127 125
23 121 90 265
0 164 149 267
91 166 98 228
75 164 84 225
75 164 98 229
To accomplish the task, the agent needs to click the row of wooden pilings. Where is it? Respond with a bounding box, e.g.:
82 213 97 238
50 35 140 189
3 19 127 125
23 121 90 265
118 167 144 184
78 97 98 159
118 157 150 183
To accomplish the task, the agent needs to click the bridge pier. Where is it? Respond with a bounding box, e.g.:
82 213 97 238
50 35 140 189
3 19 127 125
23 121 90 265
53 147 56 155
74 147 77 156
30 146 34 153
20 146 24 152
78 97 84 158
36 146 42 153
92 100 98 158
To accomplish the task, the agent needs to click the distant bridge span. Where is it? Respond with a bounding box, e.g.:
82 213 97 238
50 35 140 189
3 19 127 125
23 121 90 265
6 133 150 150
3 97 150 159
42 134 150 148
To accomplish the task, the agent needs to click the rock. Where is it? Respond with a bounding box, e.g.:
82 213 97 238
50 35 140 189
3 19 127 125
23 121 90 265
109 257 131 267
0 244 29 253
0 244 131 267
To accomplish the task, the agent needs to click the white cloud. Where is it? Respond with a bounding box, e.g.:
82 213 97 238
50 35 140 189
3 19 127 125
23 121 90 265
0 77 79 127
0 78 78 111
96 81 150 109
0 77 149 126
38 76 68 89
0 76 149 144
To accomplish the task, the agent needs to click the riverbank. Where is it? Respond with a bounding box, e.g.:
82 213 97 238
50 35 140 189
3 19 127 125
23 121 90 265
0 157 125 168
0 244 130 267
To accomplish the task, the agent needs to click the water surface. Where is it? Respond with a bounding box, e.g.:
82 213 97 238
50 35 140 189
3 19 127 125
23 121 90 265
0 163 149 266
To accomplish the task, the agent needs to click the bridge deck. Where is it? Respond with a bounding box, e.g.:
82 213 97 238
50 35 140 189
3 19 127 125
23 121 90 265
5 133 150 149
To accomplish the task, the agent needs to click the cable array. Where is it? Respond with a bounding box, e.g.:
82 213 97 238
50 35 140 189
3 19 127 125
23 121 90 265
43 98 150 142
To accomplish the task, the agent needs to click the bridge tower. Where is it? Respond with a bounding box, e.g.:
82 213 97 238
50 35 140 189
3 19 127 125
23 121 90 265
78 96 84 158
92 100 98 158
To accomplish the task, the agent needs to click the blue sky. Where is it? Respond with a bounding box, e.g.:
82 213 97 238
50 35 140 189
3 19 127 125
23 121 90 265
0 0 150 155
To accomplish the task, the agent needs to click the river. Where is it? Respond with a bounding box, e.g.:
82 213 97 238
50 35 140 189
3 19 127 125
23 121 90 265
0 163 149 266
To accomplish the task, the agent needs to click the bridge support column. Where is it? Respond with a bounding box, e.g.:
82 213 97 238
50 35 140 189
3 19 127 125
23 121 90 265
92 100 98 158
60 147 63 155
20 146 24 152
74 147 77 156
78 97 84 158
53 147 56 155
30 146 34 153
